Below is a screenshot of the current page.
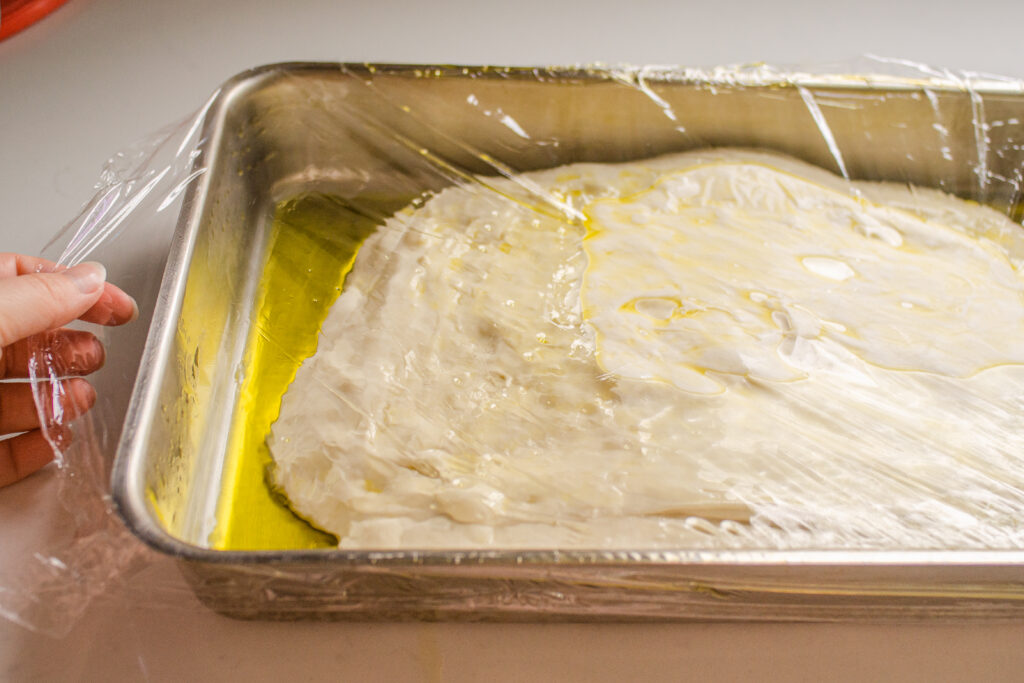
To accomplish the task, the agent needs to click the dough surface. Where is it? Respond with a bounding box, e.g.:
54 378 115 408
270 149 1024 549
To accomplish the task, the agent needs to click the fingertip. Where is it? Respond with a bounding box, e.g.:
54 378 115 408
65 331 106 375
65 377 97 416
78 283 138 327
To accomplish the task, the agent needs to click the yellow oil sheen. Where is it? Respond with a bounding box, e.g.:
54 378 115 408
209 193 408 550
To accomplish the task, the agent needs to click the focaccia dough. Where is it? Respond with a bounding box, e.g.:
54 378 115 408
269 149 1024 550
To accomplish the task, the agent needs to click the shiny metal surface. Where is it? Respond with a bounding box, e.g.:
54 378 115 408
112 63 1024 620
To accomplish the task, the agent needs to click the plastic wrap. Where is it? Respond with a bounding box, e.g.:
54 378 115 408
5 59 1024 635
0 100 216 635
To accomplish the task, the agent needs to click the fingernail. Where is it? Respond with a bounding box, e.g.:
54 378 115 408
111 296 140 325
64 262 107 294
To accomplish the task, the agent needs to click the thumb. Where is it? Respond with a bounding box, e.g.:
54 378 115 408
0 262 108 349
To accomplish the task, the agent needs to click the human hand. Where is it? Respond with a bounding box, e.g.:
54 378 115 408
0 254 136 488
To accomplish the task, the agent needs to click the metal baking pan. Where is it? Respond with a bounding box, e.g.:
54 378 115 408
112 62 1024 621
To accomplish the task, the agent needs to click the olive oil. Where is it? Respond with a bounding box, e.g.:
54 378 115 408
209 192 411 550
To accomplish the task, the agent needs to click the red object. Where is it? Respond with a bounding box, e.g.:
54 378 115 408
0 0 69 41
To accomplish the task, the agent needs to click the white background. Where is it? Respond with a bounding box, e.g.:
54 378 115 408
4 0 1024 680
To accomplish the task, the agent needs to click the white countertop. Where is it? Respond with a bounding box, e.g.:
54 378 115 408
4 0 1024 680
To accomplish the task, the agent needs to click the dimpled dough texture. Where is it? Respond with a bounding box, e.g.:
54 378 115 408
269 149 1024 550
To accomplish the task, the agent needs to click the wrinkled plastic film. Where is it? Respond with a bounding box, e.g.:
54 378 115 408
4 60 1024 635
1 97 217 636
261 62 1024 550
